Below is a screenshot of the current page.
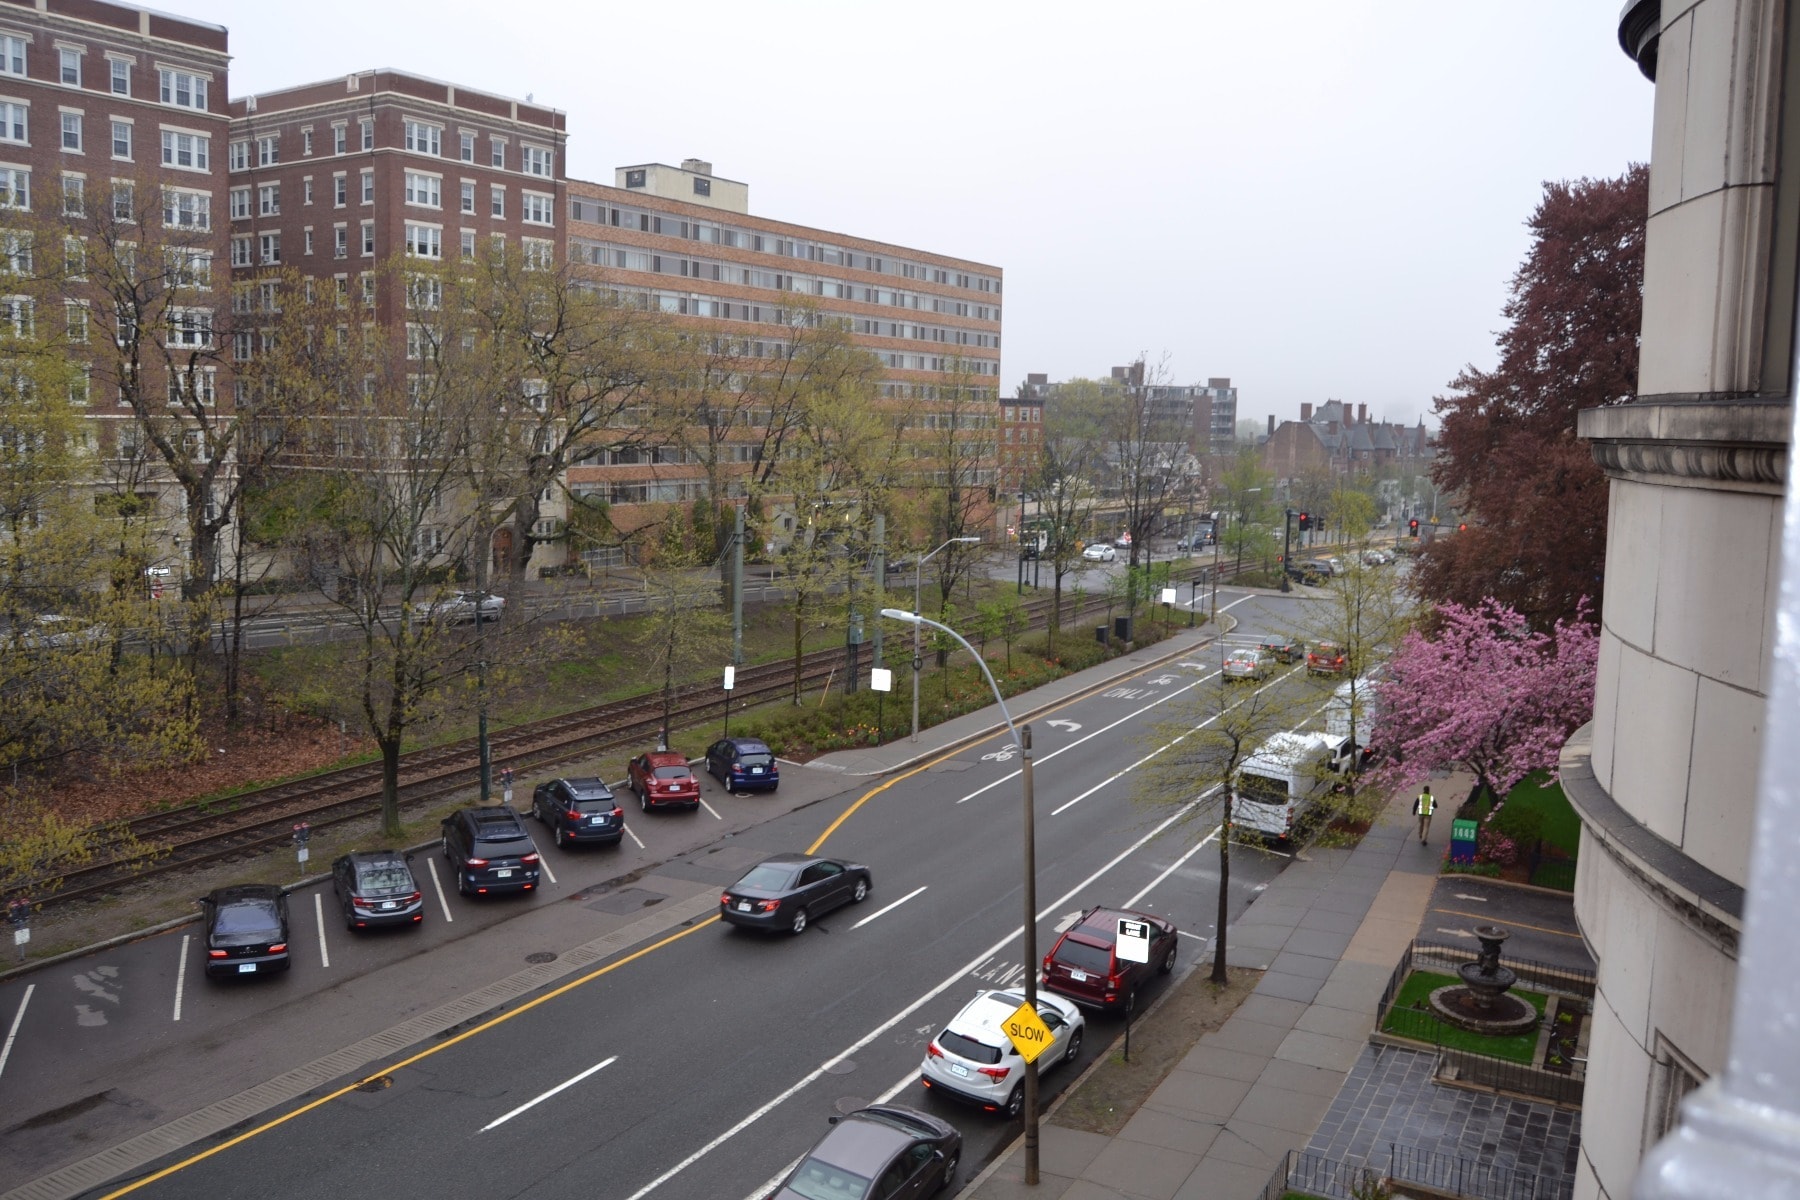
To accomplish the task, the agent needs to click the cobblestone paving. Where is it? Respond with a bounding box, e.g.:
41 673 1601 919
1305 1043 1581 1199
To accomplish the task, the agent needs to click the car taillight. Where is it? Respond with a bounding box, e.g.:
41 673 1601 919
1108 972 1124 990
466 857 489 868
352 897 373 910
565 808 582 821
268 944 287 954
521 852 540 865
611 807 622 818
926 1042 944 1059
208 949 227 958
406 891 422 904
977 1066 1011 1081
721 893 733 905
758 900 780 913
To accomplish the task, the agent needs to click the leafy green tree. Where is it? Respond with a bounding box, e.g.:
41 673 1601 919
1027 397 1101 651
1217 449 1274 575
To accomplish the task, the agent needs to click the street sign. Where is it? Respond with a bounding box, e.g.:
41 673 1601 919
1159 587 1177 605
1002 999 1054 1064
723 665 736 691
870 667 892 692
1116 917 1151 964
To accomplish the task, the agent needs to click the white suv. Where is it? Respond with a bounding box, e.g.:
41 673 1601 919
919 989 1085 1117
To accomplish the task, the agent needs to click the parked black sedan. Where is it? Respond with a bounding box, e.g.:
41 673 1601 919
330 851 423 930
201 884 291 979
531 776 626 847
720 852 870 935
771 1104 959 1200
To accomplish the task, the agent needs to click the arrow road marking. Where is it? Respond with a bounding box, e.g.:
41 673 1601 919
1436 927 1476 939
480 1056 617 1131
1453 893 1488 902
1054 910 1083 932
1044 719 1082 732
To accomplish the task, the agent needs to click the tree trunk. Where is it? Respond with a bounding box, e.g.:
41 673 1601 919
1213 790 1232 985
793 613 804 704
380 737 403 838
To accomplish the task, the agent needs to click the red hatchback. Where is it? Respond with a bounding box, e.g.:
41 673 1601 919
1041 906 1177 1015
1307 641 1347 675
628 751 700 811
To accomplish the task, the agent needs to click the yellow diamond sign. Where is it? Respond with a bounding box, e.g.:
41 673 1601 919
1002 1000 1054 1064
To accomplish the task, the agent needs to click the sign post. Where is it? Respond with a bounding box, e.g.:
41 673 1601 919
8 896 29 964
1117 917 1151 1061
293 821 311 876
501 767 515 808
870 667 892 744
722 665 736 740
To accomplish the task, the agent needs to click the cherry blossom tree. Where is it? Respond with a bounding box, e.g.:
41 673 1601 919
1368 599 1598 803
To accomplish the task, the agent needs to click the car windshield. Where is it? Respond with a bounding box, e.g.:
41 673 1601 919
213 900 280 935
356 867 413 891
938 1028 1003 1064
653 765 692 780
737 752 774 768
736 864 796 892
785 1156 872 1200
1053 938 1113 974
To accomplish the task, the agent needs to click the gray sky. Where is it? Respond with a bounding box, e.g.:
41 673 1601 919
177 1 1652 431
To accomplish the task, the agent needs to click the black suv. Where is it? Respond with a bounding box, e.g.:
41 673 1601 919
1259 636 1305 664
531 776 625 848
440 807 541 897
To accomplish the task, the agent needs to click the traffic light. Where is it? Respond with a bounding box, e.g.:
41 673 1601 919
1458 523 1468 532
1297 511 1311 531
1408 518 1420 537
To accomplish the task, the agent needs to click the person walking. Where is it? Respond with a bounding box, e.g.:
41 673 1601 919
1414 785 1435 845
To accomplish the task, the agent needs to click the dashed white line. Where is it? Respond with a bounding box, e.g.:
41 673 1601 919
538 857 559 886
1125 817 1221 909
851 886 927 929
479 1055 617 1132
0 983 34 1078
697 798 723 821
425 857 454 922
623 792 1206 1200
172 934 190 1021
623 823 647 849
314 893 331 968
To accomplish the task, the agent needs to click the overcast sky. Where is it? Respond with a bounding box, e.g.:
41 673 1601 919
176 1 1652 431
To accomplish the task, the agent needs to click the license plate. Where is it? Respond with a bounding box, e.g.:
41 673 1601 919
380 901 396 910
949 1063 969 1078
751 767 763 774
238 963 256 974
737 901 751 912
1070 969 1089 982
669 784 681 792
497 868 513 878
590 816 607 824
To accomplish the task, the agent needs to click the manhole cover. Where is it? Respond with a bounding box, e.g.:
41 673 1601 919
525 951 558 964
834 1095 869 1115
823 1059 856 1076
356 1076 392 1093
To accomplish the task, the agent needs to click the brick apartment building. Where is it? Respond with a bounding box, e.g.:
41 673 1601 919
1260 399 1432 481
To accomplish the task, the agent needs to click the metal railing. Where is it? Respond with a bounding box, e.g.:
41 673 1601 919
1261 1146 1569 1200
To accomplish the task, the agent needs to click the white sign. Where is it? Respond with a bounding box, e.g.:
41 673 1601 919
13 927 28 947
723 665 736 691
1160 587 1177 605
296 847 310 865
871 667 893 692
1116 917 1151 964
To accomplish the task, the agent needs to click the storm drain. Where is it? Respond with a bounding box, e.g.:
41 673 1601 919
524 952 558 964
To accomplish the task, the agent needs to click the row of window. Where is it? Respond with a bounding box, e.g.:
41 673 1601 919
226 120 552 177
567 197 999 295
223 170 553 224
227 221 552 268
0 37 211 113
0 108 210 173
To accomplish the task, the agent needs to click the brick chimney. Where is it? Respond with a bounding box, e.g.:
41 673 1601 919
1267 415 1276 436
1301 402 1314 422
1358 403 1367 425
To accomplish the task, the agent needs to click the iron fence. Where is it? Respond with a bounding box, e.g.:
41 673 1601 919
1260 1146 1570 1200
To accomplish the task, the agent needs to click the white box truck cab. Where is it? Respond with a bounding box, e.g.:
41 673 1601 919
1233 730 1351 842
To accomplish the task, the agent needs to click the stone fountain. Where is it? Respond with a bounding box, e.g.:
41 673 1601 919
1427 925 1540 1036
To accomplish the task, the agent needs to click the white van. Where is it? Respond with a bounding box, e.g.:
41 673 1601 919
1325 678 1381 760
1233 731 1350 842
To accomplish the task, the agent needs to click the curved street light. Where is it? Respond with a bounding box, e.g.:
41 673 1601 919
880 606 1043 1184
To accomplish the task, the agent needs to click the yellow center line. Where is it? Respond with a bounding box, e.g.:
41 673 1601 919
1431 907 1585 940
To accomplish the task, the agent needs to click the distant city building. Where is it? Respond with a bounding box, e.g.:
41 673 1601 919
1017 364 1238 457
1260 400 1432 481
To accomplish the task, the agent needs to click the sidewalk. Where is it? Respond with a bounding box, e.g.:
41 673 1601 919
805 614 1237 778
963 787 1445 1200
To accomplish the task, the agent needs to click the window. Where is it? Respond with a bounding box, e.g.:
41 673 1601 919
459 229 475 260
360 168 373 204
0 103 24 145
360 220 373 256
459 180 474 214
65 301 87 343
332 123 346 154
229 235 251 267
167 368 215 407
0 295 32 338
302 228 313 256
522 144 552 178
360 273 375 306
489 137 504 168
490 184 504 218
166 247 209 287
333 174 346 207
166 307 212 348
258 183 278 216
162 188 209 231
111 120 130 159
61 174 83 216
301 128 312 156
405 273 441 310
303 177 313 205
257 135 277 166
459 130 474 162
522 237 552 271
228 186 248 219
158 68 207 111
360 118 373 150
0 168 29 211
60 112 80 151
334 226 346 258
58 47 80 87
109 178 130 220
404 223 440 259
522 192 552 225
0 230 28 274
0 36 24 77
258 231 279 264
68 365 89 405
404 171 439 208
226 138 248 171
403 121 440 156
160 129 208 170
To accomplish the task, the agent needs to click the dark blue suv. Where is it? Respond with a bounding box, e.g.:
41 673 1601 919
705 737 779 794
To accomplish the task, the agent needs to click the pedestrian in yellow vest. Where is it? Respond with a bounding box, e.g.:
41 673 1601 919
1414 786 1435 844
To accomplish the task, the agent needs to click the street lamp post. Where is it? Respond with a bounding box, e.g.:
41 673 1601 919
1280 508 1294 593
882 607 1041 1183
911 536 981 742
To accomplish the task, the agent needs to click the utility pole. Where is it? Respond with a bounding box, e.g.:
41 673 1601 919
1280 508 1294 593
731 504 745 665
871 514 885 671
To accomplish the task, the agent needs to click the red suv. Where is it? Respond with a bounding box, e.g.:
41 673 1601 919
627 751 700 811
1041 906 1178 1014
1307 642 1347 675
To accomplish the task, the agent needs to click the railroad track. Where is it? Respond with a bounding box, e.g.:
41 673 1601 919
31 569 1224 909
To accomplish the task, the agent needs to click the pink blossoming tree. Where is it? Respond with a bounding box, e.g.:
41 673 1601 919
1369 598 1599 803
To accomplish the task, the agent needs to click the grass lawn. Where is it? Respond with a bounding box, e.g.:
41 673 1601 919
1494 773 1581 856
1381 970 1547 1063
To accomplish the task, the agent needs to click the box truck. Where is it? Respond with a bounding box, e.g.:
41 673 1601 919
1233 730 1350 842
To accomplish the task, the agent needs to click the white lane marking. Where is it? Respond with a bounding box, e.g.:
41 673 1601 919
698 798 723 821
623 823 647 849
623 791 1205 1200
1177 930 1211 941
314 893 330 969
172 935 190 1021
425 857 454 922
538 857 558 886
1125 816 1222 909
956 595 1255 806
1453 893 1488 902
479 1055 618 1132
0 984 34 1078
852 886 927 930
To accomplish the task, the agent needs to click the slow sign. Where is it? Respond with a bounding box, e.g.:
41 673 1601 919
1002 999 1054 1064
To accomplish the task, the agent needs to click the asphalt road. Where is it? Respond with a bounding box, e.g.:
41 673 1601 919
1416 876 1592 973
0 586 1348 1200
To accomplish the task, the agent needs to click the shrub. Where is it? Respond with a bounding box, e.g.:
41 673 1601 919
1490 802 1545 849
1443 861 1502 878
1477 828 1518 866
